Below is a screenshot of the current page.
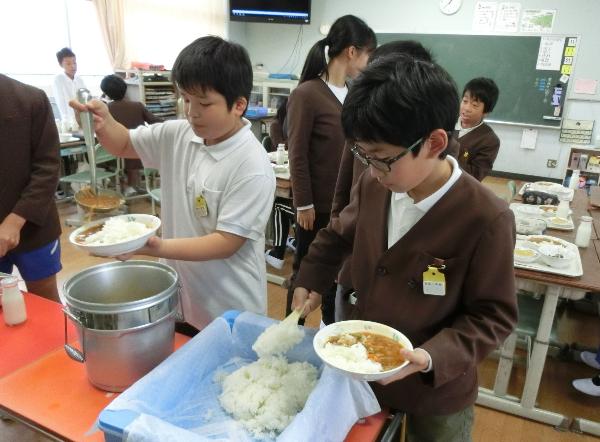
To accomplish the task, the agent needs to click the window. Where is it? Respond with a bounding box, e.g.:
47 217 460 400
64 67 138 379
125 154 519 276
0 0 112 96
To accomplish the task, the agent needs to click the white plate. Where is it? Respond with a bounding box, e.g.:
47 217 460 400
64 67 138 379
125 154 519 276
69 214 161 257
514 235 582 277
545 216 574 231
313 320 413 382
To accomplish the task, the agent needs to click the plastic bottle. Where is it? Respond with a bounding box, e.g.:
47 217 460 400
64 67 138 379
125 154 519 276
556 195 570 218
1 276 27 326
575 216 593 248
276 144 286 165
569 169 580 190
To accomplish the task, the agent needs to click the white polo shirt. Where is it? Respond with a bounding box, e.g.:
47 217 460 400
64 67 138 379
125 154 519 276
131 119 276 329
52 72 86 122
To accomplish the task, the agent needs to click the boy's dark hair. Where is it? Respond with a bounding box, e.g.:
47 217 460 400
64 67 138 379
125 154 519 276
300 15 376 84
463 77 499 113
56 47 76 64
370 40 434 64
276 96 288 126
342 55 459 158
100 75 127 101
172 36 252 111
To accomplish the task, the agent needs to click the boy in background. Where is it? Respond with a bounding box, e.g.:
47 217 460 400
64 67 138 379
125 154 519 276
456 77 500 181
100 74 162 195
292 57 517 440
53 47 86 125
71 37 276 332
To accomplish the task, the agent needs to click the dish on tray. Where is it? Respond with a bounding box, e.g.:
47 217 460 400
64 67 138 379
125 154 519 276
515 217 546 235
538 244 575 268
549 216 570 226
524 235 570 250
514 246 540 263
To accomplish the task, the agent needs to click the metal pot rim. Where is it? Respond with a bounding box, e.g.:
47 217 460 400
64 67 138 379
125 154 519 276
63 260 178 314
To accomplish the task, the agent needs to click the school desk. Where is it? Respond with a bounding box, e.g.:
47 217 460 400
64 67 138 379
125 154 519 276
0 293 388 441
476 189 600 437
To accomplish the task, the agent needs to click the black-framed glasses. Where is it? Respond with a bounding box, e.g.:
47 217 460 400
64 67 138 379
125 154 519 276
350 137 423 172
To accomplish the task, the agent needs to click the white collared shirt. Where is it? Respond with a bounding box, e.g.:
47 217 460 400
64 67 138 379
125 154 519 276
130 118 276 329
387 155 462 248
52 72 86 122
455 119 484 138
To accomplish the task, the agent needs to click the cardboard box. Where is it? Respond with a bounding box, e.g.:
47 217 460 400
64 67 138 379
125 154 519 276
570 152 581 169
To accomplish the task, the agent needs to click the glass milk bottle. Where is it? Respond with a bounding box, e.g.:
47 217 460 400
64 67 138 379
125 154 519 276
556 195 570 219
575 216 593 248
276 143 286 165
1 276 27 326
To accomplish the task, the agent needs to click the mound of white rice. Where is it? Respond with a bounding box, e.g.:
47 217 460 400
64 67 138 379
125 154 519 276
219 355 318 439
252 321 305 358
321 342 383 373
84 217 151 245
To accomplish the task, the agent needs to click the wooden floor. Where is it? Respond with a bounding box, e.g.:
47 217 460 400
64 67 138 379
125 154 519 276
2 178 599 441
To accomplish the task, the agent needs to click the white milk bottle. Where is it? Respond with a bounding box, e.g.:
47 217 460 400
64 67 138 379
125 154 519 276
2 276 27 326
575 216 593 248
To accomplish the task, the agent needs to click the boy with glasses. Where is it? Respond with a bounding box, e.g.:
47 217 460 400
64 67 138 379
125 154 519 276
292 56 517 441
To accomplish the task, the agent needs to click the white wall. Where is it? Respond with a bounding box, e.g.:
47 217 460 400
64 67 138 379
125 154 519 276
236 0 600 179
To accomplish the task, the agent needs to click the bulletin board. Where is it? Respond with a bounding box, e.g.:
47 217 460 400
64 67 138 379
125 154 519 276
376 33 578 128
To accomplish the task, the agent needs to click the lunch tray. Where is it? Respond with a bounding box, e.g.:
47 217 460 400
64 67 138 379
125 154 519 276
510 203 574 231
514 235 583 277
518 182 574 202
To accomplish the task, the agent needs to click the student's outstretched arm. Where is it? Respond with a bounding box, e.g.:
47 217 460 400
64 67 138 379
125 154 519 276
69 98 139 159
119 231 246 261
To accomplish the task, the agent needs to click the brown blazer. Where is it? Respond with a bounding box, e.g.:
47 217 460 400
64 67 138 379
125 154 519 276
331 136 461 289
457 123 500 181
286 79 345 212
296 171 517 415
0 75 61 253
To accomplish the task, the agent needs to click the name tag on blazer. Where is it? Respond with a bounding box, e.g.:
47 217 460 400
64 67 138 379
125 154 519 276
423 265 446 296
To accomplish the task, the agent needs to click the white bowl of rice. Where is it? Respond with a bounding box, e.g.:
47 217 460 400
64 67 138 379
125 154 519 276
69 214 161 257
313 320 413 382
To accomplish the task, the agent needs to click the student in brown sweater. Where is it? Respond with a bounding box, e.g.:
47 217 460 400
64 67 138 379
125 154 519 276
456 77 500 181
292 55 517 442
0 75 62 301
100 75 162 194
285 15 376 323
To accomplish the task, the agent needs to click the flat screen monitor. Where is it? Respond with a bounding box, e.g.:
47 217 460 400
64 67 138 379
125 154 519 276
230 0 311 24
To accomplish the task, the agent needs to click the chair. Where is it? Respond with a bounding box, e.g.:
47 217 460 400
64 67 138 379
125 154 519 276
59 144 121 194
505 180 517 203
261 135 273 152
144 168 161 215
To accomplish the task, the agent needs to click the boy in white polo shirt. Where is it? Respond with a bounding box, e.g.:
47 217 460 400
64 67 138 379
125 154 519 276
71 37 276 331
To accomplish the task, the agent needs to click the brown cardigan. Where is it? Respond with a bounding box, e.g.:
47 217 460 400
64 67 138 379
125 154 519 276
107 100 162 130
286 79 345 212
457 122 500 181
296 171 517 415
331 136 461 289
0 75 61 253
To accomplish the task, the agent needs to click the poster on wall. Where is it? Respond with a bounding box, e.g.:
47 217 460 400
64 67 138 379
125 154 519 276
472 1 497 32
520 9 556 33
495 2 521 32
536 36 563 71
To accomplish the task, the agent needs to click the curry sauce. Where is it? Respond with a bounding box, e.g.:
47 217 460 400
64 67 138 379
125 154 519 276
328 331 405 371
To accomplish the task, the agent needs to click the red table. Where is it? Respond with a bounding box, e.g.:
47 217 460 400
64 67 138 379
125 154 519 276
0 293 388 441
0 293 75 377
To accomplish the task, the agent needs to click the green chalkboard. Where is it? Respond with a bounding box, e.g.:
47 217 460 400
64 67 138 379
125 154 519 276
377 33 574 128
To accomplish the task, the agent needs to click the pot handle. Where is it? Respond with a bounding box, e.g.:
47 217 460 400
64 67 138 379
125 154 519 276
63 308 86 363
175 281 185 323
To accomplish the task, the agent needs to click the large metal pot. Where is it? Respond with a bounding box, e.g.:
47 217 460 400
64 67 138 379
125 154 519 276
63 260 180 392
